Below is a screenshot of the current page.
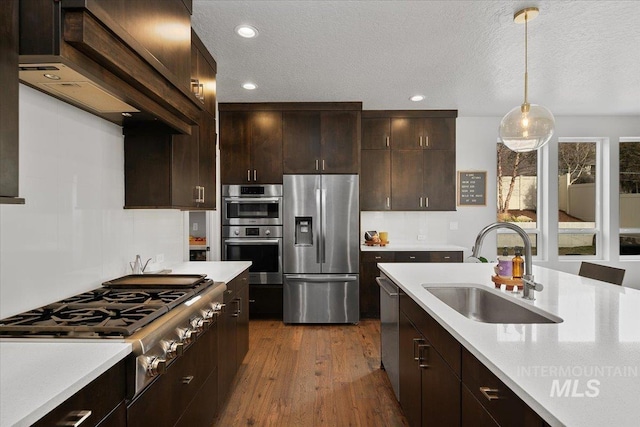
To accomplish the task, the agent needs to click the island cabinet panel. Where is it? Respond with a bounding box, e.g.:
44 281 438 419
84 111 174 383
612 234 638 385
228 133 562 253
361 111 457 211
462 386 500 427
399 292 461 427
220 110 283 184
0 0 22 204
462 348 546 427
360 250 462 318
33 359 126 427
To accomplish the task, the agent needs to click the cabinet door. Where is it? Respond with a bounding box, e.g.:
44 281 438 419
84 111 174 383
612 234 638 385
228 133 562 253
399 311 423 427
360 150 390 211
423 149 456 210
362 117 390 150
462 385 500 427
391 150 423 210
198 112 216 209
423 117 455 150
391 117 422 150
218 290 238 408
359 252 394 318
172 129 200 208
282 111 321 173
320 111 359 173
421 338 461 427
236 279 250 368
220 111 251 184
251 111 283 183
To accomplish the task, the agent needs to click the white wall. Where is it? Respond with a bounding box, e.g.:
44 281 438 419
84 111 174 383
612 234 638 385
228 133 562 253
0 86 185 318
362 116 640 288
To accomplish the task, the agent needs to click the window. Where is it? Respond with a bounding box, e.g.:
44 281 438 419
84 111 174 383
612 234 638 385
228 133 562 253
557 140 600 256
619 139 640 256
496 143 539 256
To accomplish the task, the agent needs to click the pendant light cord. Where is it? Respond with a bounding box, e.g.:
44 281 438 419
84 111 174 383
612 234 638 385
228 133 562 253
523 11 529 106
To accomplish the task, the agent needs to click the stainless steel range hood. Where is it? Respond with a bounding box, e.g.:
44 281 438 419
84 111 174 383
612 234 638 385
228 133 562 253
19 62 139 114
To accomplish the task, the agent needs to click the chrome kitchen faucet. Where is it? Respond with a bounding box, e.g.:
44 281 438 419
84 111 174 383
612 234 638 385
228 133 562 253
472 222 543 300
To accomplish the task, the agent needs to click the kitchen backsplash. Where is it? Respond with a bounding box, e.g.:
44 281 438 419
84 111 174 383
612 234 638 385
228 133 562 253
361 211 453 245
0 85 185 318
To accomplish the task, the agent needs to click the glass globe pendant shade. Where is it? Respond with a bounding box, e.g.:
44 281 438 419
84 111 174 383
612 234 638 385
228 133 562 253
499 103 555 152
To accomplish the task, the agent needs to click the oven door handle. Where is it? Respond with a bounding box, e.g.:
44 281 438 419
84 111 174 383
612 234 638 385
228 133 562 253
224 239 281 244
224 198 280 203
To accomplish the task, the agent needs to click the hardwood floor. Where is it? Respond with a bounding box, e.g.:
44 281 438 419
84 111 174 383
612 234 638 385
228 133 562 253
215 320 409 426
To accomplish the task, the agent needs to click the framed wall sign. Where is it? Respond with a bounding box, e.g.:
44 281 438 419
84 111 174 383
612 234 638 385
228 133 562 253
458 171 487 206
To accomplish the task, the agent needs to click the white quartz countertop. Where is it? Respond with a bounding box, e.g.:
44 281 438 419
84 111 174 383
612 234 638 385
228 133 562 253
360 243 467 252
0 261 250 427
169 261 251 283
378 263 640 427
0 342 131 427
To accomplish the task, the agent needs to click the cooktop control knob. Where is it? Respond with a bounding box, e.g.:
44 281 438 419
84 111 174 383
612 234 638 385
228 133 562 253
146 357 167 377
201 308 216 322
211 302 225 312
164 340 183 359
180 327 197 344
191 316 205 333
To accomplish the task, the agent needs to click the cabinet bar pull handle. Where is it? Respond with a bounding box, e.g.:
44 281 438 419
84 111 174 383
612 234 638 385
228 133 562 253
386 197 390 208
425 135 429 147
418 344 431 368
480 386 501 401
57 410 92 426
425 197 429 208
412 338 423 361
182 375 194 384
385 136 390 147
254 169 257 181
322 159 325 171
201 186 205 203
419 197 423 208
247 169 251 181
409 256 416 259
315 159 319 170
419 136 423 147
375 256 382 260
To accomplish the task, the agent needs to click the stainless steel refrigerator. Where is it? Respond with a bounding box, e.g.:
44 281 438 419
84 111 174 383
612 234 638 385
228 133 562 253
283 174 359 323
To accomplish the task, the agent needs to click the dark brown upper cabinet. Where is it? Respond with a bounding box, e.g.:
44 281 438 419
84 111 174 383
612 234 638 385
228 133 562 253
191 30 217 115
219 110 283 184
361 110 457 211
18 0 201 135
282 103 361 174
0 0 23 204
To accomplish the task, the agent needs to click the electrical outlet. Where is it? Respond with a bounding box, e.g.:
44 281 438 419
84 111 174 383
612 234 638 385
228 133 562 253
156 253 165 264
417 234 426 241
449 222 459 230
192 223 198 231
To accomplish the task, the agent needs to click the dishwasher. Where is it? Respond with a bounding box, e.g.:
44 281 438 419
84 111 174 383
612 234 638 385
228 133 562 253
377 275 400 401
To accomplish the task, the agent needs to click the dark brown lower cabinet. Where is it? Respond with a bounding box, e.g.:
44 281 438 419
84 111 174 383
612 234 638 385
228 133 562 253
248 284 283 318
361 250 462 318
396 287 549 427
399 294 460 427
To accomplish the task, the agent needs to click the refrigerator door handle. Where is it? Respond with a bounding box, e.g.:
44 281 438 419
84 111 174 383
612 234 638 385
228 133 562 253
286 275 358 282
315 188 322 264
321 188 327 264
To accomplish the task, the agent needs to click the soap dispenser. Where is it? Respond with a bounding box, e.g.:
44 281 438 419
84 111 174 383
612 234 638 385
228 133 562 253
497 247 513 278
512 247 524 279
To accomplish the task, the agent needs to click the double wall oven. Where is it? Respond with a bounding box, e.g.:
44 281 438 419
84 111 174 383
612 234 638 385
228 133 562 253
222 185 283 317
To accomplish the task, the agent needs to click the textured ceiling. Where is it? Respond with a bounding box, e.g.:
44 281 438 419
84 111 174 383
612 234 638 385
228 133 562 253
192 1 640 116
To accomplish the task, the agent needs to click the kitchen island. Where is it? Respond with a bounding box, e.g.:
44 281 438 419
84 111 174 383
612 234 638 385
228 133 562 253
0 261 250 427
379 262 640 427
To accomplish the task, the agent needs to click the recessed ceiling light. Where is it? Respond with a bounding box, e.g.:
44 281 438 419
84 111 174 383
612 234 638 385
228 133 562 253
242 82 257 90
43 73 61 80
235 25 258 38
410 95 425 102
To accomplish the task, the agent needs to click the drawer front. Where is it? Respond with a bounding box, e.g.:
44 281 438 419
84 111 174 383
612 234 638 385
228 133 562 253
225 269 249 297
361 251 394 263
34 359 126 427
400 293 461 376
428 251 463 262
462 385 499 427
462 348 543 427
394 251 429 262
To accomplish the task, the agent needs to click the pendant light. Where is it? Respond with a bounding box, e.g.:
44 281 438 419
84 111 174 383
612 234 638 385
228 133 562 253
499 7 555 153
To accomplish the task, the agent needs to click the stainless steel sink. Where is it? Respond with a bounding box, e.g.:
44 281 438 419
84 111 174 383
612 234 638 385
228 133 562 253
423 284 563 324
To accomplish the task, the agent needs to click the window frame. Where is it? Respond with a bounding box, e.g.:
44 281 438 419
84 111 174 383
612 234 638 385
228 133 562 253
557 137 603 259
619 137 640 259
